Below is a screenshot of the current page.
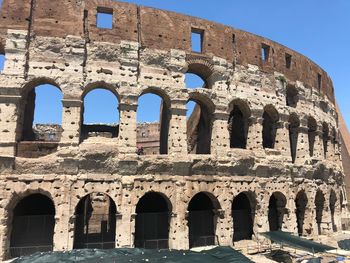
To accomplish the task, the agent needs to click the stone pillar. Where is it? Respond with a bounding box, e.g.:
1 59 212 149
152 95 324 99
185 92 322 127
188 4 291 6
53 206 71 251
0 95 20 156
275 120 289 159
295 125 309 165
215 201 232 246
312 128 324 161
285 195 297 233
246 114 263 151
60 99 82 146
211 110 230 157
168 100 187 156
118 99 137 155
328 134 335 162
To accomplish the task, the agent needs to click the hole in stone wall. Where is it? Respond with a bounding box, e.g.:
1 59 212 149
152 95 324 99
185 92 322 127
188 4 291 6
188 193 216 248
262 106 279 149
73 193 117 249
232 193 254 241
288 114 300 163
308 117 317 157
137 93 169 155
261 44 270 63
96 7 113 29
268 192 287 231
295 190 308 236
135 192 170 249
10 194 55 258
285 53 292 69
330 190 337 232
186 99 212 154
315 190 325 235
191 29 204 53
81 88 119 141
286 85 298 108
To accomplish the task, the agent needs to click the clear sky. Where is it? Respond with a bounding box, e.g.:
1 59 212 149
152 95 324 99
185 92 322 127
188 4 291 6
0 0 349 128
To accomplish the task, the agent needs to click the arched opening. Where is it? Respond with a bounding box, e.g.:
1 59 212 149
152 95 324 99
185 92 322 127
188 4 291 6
10 194 55 258
135 192 171 249
185 73 206 89
322 123 329 159
137 92 170 155
332 127 337 152
286 84 298 108
228 100 250 149
330 190 337 232
81 88 119 142
315 190 325 235
0 53 5 72
187 99 212 154
232 192 254 241
262 105 279 149
308 117 317 157
288 114 300 163
73 193 117 249
295 190 308 236
188 192 217 248
268 192 287 231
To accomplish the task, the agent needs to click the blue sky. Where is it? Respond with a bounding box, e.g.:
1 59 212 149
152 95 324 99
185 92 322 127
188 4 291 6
0 0 349 128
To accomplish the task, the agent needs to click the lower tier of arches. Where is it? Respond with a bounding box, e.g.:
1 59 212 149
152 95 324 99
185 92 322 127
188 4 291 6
0 176 346 260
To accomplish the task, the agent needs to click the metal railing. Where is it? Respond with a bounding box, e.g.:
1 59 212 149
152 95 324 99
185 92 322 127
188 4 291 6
10 245 53 258
135 239 169 249
189 235 216 248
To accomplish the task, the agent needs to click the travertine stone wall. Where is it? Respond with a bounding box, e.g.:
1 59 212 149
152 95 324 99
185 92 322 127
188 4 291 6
0 0 347 260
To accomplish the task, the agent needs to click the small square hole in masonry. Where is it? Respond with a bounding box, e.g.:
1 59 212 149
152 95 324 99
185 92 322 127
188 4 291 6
97 8 113 29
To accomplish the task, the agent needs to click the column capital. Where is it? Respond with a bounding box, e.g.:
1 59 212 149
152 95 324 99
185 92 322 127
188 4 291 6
119 103 137 111
62 99 82 107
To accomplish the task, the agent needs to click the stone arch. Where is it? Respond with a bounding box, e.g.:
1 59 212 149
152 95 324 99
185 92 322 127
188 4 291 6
73 192 117 249
288 113 300 163
315 189 325 235
81 82 120 142
232 191 256 241
322 122 329 159
262 105 279 149
228 99 251 149
18 78 63 142
137 87 171 155
8 192 56 258
286 84 299 107
329 189 337 232
307 116 317 157
185 57 215 88
0 41 6 72
187 192 220 248
187 92 215 154
268 191 287 231
134 192 172 249
295 190 308 236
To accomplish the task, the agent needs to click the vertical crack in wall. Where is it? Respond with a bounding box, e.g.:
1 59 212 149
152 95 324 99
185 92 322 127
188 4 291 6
136 6 142 82
82 9 89 83
24 0 36 80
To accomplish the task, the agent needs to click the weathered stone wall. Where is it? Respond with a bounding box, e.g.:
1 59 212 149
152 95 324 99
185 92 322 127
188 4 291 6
0 0 347 260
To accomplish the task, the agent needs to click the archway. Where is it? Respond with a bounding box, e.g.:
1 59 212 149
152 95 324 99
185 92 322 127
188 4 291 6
322 123 329 159
330 190 337 232
134 192 171 249
232 192 254 241
10 194 55 258
295 190 308 236
268 192 287 231
286 84 298 108
81 88 119 141
308 117 317 157
73 193 117 249
228 100 250 149
262 105 279 149
288 114 300 163
188 192 217 248
315 190 325 235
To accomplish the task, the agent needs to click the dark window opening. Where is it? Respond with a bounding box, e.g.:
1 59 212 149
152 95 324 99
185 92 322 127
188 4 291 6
191 29 204 53
330 190 337 232
232 193 254 241
135 192 170 249
81 88 119 142
0 53 5 72
73 193 116 249
268 192 287 231
96 7 113 29
137 93 170 155
262 106 279 149
315 190 325 235
322 123 329 159
10 194 55 258
308 117 317 157
288 114 300 163
187 100 212 154
295 191 308 236
261 44 270 63
317 74 322 92
228 104 249 149
188 193 216 248
285 53 292 69
286 85 298 107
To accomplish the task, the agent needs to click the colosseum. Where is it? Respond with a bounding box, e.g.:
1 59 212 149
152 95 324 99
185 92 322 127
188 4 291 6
0 0 348 260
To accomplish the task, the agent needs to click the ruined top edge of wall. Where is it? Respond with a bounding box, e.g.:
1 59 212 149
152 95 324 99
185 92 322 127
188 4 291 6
0 0 335 103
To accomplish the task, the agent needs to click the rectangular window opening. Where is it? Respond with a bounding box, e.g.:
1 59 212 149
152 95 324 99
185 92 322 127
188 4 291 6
261 44 270 63
317 74 322 91
191 29 204 53
285 53 292 69
96 7 113 29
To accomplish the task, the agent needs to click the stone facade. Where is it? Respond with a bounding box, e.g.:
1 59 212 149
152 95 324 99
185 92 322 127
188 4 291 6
0 0 347 260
